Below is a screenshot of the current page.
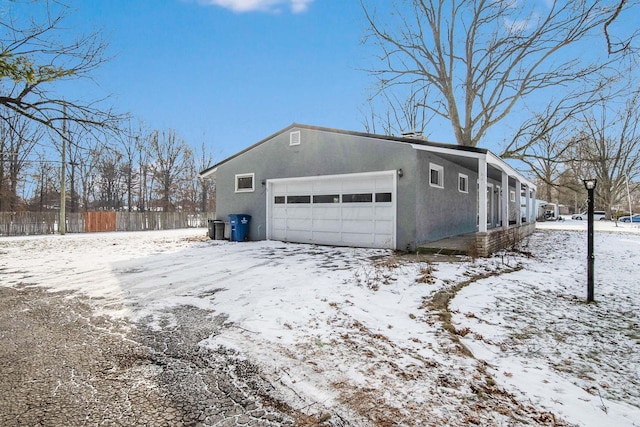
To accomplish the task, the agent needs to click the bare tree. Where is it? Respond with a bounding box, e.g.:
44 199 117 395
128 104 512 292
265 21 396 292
194 140 216 213
603 0 639 55
523 132 576 203
116 121 145 212
94 148 126 210
362 0 638 146
148 129 193 212
0 0 122 139
175 154 199 212
62 123 95 213
136 132 151 212
565 91 640 217
0 113 41 211
500 84 614 159
75 146 97 212
27 152 57 211
362 86 433 137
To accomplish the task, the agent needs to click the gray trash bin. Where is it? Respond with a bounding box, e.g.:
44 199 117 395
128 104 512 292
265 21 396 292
208 219 226 240
207 219 215 239
213 220 225 240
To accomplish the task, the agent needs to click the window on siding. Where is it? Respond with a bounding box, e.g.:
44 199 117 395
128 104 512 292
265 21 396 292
375 192 392 202
235 173 254 192
458 174 468 193
342 193 373 203
510 190 516 202
290 130 301 146
313 194 340 203
429 163 444 188
287 195 311 204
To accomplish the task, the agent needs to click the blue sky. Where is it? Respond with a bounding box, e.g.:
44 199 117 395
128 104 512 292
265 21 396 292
65 0 382 161
60 0 637 165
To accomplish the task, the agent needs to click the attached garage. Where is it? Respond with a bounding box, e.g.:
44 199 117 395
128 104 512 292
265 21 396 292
267 171 397 249
199 123 537 254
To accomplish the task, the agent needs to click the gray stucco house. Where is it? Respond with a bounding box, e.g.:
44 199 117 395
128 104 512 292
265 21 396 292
199 124 536 255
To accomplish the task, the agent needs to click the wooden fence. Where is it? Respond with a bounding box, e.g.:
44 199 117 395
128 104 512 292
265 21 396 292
85 212 116 232
0 212 213 236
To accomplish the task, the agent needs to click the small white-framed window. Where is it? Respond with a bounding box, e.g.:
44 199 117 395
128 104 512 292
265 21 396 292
290 130 301 146
458 173 468 193
510 190 516 202
235 173 255 193
429 163 444 188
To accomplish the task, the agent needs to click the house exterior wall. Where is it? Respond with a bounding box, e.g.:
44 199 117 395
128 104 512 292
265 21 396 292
414 150 479 247
214 127 419 249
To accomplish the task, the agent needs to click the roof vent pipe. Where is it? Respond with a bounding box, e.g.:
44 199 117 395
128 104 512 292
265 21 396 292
401 131 426 140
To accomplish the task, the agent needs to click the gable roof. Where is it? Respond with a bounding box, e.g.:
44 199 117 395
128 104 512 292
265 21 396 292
199 123 491 178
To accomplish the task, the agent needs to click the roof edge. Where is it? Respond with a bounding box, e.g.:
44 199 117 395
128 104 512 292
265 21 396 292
198 123 490 176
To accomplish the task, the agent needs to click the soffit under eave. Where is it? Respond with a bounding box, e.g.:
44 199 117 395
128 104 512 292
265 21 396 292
199 167 217 180
411 143 535 191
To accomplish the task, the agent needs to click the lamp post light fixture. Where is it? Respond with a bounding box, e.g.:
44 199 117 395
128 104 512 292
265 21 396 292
583 179 597 302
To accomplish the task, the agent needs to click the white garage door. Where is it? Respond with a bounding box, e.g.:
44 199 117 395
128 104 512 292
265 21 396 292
268 171 396 249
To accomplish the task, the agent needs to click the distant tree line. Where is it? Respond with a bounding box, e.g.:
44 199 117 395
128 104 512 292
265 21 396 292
0 116 216 213
510 88 640 217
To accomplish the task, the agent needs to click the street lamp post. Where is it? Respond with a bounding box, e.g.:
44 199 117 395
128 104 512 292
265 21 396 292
583 179 597 302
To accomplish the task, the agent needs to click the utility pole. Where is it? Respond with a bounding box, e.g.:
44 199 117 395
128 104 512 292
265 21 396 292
60 105 67 235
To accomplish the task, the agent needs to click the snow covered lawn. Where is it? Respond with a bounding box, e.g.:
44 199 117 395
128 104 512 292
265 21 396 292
1 220 639 426
453 220 640 426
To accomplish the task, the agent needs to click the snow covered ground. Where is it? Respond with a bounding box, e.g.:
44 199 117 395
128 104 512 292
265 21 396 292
453 220 640 426
1 219 639 425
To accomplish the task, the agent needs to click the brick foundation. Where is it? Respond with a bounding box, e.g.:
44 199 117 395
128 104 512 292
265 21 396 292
475 222 536 257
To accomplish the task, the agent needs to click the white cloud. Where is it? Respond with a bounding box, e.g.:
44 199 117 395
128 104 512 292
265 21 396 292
198 0 313 14
289 0 312 13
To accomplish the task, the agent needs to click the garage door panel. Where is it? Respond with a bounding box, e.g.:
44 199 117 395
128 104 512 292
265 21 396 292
313 180 341 193
374 220 394 233
374 235 393 247
342 178 373 192
287 230 312 242
269 173 395 249
342 206 375 220
312 231 341 242
374 174 393 188
287 219 312 231
342 219 374 233
341 232 375 246
272 207 287 218
271 228 286 240
313 219 341 231
285 182 313 193
286 207 312 219
312 206 341 219
271 218 287 230
373 206 394 220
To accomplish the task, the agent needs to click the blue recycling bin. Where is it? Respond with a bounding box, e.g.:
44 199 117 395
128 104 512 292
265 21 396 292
228 214 251 242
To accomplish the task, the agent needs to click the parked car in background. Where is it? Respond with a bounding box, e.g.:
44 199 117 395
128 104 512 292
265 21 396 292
618 214 640 223
572 211 606 220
